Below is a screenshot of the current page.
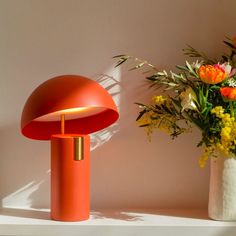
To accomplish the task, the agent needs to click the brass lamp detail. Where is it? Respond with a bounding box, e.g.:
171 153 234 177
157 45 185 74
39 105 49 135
74 137 84 161
60 114 84 161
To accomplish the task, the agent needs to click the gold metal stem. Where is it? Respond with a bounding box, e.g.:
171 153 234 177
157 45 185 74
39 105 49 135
61 114 65 134
74 137 84 161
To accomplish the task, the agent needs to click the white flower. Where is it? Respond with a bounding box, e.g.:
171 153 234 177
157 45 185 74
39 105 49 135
226 78 236 87
217 63 232 76
180 87 197 112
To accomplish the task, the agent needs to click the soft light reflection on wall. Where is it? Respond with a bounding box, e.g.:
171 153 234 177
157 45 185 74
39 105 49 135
91 67 121 151
2 180 45 209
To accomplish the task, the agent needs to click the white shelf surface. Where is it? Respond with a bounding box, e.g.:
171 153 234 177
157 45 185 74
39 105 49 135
0 208 236 236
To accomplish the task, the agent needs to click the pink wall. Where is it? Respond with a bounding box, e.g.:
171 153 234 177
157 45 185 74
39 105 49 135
0 0 236 210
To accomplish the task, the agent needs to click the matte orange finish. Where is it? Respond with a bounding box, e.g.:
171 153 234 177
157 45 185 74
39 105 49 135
51 134 90 221
20 75 119 222
21 75 119 140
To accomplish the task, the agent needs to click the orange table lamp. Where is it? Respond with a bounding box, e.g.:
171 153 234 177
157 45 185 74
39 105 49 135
21 75 119 221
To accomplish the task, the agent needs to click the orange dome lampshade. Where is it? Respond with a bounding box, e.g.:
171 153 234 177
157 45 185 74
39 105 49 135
21 75 119 221
21 75 119 140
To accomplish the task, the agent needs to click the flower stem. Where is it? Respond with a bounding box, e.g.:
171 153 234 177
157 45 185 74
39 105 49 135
205 84 209 100
230 101 235 118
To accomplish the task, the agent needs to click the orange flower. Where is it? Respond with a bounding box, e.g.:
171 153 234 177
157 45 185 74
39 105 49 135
220 87 236 101
199 65 226 84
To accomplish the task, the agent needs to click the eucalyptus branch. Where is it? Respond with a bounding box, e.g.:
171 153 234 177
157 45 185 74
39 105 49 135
146 62 199 91
183 45 216 64
113 54 158 72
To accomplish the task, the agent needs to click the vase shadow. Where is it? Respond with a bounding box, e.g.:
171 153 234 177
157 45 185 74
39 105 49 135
146 208 209 220
91 208 209 221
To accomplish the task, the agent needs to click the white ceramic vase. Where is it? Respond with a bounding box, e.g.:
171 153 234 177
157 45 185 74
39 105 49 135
208 156 236 221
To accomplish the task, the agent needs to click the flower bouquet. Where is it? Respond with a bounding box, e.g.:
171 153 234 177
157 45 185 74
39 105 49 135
115 37 236 220
115 37 236 167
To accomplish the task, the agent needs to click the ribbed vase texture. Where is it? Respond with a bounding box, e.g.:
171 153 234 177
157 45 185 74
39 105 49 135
209 156 236 221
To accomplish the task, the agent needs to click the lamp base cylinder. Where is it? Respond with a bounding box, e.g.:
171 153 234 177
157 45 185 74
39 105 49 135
51 134 90 221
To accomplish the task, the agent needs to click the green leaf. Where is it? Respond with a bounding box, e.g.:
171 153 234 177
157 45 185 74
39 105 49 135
128 62 145 71
222 55 229 61
139 124 150 127
112 54 127 58
197 140 204 147
223 41 236 50
135 102 147 107
176 65 189 72
136 109 147 121
114 58 128 68
201 107 207 114
186 61 197 76
171 71 183 79
210 85 220 90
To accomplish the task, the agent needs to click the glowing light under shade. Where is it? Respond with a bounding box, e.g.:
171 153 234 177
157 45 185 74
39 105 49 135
35 107 106 122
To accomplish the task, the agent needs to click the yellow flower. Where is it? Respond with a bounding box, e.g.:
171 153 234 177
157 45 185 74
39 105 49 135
211 107 236 157
199 154 208 168
211 106 224 117
152 95 165 105
202 106 236 166
199 146 211 168
137 112 152 126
